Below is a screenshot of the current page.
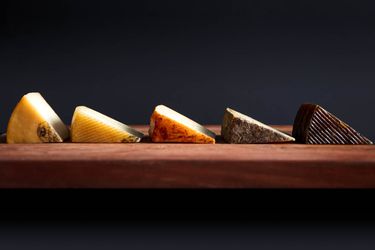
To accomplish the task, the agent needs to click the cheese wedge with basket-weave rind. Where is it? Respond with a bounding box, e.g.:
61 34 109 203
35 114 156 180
7 92 69 143
71 106 143 143
149 105 216 143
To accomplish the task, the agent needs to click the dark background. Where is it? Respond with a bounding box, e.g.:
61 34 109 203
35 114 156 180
1 2 375 248
1 0 375 140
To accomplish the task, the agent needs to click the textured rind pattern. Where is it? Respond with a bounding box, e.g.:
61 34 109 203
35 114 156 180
37 121 62 142
293 104 373 145
71 108 143 143
307 106 373 144
221 109 295 144
149 111 215 144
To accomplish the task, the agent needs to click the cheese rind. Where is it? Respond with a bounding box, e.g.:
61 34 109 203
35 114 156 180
221 108 295 144
292 104 373 144
7 92 69 143
71 106 143 143
149 105 216 143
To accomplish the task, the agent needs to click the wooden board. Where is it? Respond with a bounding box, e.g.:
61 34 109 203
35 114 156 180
0 125 374 188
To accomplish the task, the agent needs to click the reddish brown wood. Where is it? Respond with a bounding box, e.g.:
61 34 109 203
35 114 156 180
0 125 374 188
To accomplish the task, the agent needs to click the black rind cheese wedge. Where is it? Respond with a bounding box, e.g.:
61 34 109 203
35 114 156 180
293 103 373 144
0 133 5 143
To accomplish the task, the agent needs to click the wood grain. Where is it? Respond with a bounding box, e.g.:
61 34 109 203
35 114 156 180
0 125 374 188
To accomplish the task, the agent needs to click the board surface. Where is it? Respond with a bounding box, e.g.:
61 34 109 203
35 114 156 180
0 125 374 188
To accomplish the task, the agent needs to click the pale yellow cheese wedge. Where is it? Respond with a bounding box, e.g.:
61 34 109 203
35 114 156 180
71 106 143 143
149 105 216 143
7 92 69 143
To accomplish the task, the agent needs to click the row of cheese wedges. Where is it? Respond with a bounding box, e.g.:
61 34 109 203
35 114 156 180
3 92 373 144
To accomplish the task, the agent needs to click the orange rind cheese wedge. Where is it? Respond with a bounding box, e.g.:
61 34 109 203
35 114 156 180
149 105 216 143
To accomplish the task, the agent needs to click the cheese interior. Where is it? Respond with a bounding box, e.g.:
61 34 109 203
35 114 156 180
155 105 215 138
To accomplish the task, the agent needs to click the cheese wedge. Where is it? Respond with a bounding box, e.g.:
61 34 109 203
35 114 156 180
149 105 216 143
293 103 373 144
71 106 143 143
7 92 69 143
221 108 295 143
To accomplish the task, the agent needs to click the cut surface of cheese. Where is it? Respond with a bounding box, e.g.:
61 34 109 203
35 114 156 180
7 92 69 143
221 108 295 144
149 105 216 143
293 103 373 144
71 106 143 143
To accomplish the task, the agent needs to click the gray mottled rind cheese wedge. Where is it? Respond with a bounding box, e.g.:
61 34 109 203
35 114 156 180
221 108 295 144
